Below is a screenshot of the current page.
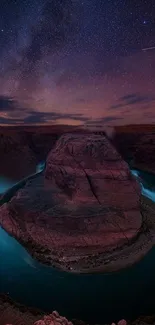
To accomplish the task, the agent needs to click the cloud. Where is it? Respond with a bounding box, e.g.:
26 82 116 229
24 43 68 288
110 93 155 110
0 116 23 124
101 116 123 122
85 116 123 128
24 110 89 124
0 95 89 125
0 97 122 127
0 96 17 112
121 93 155 105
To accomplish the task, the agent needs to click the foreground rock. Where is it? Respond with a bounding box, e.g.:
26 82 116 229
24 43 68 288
1 294 155 325
0 295 71 325
0 294 43 325
0 133 155 273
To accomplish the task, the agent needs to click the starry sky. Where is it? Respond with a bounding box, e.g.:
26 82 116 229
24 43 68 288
0 0 155 127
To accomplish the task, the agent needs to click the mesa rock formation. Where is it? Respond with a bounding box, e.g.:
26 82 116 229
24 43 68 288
0 133 155 273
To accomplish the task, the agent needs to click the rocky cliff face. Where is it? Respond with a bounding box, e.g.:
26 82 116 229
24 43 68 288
113 129 155 174
0 132 37 180
0 129 59 180
0 133 154 273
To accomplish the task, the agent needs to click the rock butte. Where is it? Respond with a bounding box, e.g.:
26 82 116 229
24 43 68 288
0 133 155 273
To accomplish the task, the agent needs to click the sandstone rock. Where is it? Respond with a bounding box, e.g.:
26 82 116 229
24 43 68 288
33 312 72 325
118 320 127 325
55 317 69 324
43 315 54 324
52 311 60 318
0 133 154 273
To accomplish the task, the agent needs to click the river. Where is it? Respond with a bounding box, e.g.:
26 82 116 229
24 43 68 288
0 164 155 324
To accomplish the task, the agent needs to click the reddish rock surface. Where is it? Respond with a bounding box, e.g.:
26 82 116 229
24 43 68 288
0 133 155 273
0 294 42 325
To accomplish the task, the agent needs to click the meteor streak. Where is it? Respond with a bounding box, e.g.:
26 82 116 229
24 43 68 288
142 46 155 51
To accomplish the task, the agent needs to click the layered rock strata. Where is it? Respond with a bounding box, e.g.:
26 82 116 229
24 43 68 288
0 133 154 273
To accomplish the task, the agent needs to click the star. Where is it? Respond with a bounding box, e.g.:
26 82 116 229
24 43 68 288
0 0 155 126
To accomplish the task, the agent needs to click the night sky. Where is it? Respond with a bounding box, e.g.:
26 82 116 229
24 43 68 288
0 0 155 127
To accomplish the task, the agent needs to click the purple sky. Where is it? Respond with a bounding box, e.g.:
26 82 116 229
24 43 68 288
0 0 155 127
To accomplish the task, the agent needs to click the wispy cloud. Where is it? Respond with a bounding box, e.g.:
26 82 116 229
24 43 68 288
110 93 155 110
0 96 18 111
0 95 89 125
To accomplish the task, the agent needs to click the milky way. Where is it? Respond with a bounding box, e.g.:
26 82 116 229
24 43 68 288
0 0 155 126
